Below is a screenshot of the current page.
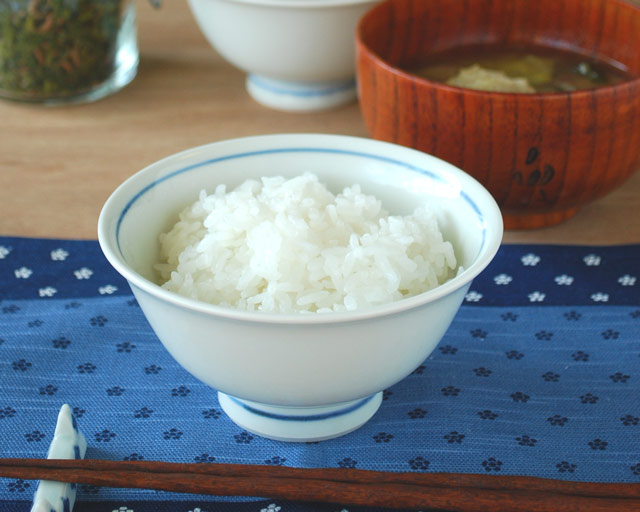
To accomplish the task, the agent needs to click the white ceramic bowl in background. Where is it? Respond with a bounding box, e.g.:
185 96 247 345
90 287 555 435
98 134 503 442
187 0 378 112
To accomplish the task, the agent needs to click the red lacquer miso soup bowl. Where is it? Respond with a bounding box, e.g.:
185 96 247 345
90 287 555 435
356 0 640 229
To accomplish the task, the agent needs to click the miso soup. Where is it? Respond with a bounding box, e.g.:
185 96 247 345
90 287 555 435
407 44 631 93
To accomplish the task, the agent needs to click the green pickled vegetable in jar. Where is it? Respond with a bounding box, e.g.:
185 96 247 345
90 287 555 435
0 0 138 104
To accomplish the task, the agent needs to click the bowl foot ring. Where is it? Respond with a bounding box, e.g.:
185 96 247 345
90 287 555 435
246 74 357 112
218 391 383 442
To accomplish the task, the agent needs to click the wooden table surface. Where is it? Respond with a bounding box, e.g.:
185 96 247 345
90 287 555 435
0 0 638 244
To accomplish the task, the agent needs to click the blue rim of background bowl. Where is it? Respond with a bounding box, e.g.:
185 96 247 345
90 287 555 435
203 0 376 8
107 142 499 324
247 75 356 97
116 147 485 249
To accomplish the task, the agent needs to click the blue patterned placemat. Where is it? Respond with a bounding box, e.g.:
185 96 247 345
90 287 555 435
0 237 638 512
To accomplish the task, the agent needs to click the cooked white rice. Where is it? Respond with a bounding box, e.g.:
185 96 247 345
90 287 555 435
156 173 457 313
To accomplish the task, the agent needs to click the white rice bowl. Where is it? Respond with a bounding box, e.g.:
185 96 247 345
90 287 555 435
156 172 458 313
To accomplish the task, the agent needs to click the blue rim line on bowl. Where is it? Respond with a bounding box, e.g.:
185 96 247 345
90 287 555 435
115 146 484 246
247 75 357 97
205 0 375 8
101 137 501 325
227 394 377 422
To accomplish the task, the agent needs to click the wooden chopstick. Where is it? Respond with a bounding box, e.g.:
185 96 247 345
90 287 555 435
0 458 638 512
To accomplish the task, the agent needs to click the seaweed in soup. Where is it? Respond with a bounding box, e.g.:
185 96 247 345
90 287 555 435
408 44 630 93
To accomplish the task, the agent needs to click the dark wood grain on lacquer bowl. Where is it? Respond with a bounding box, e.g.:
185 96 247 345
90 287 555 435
356 0 640 229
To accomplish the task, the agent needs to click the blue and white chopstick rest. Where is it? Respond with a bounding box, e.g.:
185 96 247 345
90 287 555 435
30 404 87 512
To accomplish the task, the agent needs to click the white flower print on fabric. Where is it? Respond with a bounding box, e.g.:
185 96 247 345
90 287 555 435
465 291 483 302
112 507 133 512
99 285 118 295
528 291 546 302
188 508 204 512
260 505 281 512
493 274 513 285
14 266 32 279
521 253 541 266
554 274 574 286
74 267 93 279
0 245 11 259
50 248 69 261
618 274 636 286
38 287 57 298
590 292 609 302
583 254 601 266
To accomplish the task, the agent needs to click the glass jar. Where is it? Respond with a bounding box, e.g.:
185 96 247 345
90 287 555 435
0 0 138 104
